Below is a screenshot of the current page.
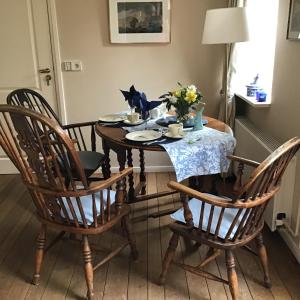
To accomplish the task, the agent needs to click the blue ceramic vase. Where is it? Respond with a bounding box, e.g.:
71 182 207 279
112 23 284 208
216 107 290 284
193 107 204 131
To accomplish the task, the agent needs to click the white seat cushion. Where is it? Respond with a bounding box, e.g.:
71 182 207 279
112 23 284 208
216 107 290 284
170 194 246 239
60 189 116 225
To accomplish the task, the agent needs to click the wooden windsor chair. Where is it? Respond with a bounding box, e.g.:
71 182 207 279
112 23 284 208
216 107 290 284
7 88 105 184
0 105 138 300
159 137 300 299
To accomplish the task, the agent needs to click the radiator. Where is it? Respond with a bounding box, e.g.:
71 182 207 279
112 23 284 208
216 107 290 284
234 117 298 232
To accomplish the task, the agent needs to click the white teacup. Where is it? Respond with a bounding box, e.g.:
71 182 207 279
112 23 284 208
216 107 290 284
149 107 161 119
127 112 140 123
168 123 183 137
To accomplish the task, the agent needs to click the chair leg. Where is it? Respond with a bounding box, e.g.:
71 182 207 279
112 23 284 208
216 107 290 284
255 233 272 288
159 233 179 285
225 250 239 300
32 224 47 285
121 216 138 260
82 235 94 300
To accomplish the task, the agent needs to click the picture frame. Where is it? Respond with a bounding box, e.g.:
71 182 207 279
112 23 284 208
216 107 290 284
287 0 300 40
109 0 171 43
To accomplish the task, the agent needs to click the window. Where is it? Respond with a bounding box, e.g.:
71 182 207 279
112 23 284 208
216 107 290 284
232 0 279 102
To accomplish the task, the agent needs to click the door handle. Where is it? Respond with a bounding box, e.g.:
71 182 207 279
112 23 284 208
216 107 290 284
45 74 52 86
39 68 51 74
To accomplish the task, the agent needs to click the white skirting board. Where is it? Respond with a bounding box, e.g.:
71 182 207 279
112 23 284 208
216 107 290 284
0 157 18 174
278 228 300 263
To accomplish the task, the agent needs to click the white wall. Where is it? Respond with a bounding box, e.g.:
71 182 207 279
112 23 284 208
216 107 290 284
55 0 226 169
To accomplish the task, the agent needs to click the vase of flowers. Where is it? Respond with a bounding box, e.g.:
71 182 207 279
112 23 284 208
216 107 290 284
161 83 204 124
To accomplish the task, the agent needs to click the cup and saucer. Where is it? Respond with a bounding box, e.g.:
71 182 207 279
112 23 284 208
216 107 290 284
123 112 144 125
164 123 186 139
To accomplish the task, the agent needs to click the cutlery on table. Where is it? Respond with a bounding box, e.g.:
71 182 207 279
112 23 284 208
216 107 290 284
144 138 167 145
187 137 202 144
99 122 118 126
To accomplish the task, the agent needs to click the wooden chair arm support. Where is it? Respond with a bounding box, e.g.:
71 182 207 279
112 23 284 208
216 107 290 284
62 121 96 130
71 138 79 144
86 167 133 194
27 168 133 197
167 181 272 209
227 155 260 168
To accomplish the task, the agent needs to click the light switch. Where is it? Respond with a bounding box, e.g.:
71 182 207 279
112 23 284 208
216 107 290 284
63 60 82 71
63 61 72 71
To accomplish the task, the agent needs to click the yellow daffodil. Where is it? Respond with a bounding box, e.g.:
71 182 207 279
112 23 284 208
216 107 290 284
175 89 182 97
185 90 197 103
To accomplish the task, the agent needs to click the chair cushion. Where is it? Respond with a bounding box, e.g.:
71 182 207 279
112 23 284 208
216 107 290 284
78 151 105 177
61 189 116 225
170 194 246 239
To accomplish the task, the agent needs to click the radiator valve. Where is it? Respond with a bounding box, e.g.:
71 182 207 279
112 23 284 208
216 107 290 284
275 213 286 227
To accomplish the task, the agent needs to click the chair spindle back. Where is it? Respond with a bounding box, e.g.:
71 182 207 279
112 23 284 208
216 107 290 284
7 88 61 125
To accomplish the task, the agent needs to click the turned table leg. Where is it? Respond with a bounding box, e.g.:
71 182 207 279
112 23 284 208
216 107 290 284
102 139 111 179
139 149 146 195
115 146 127 194
127 149 135 201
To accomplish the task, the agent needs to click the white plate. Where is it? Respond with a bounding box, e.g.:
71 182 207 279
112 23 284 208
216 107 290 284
123 119 144 125
125 130 162 142
98 114 125 122
164 132 186 139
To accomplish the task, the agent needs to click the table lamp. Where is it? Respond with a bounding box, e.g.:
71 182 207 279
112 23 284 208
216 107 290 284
202 7 249 123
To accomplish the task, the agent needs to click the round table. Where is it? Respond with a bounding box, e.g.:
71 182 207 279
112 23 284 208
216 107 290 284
96 116 230 208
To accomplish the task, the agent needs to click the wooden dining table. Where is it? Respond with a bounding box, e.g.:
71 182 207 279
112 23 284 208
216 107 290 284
96 116 231 217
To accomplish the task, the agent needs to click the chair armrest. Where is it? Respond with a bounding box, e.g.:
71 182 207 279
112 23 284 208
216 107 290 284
28 168 133 198
227 155 260 168
87 167 133 213
62 121 96 130
62 121 97 152
168 181 247 209
86 167 133 194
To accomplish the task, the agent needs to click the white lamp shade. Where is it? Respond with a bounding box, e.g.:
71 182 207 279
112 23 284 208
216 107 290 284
202 7 249 44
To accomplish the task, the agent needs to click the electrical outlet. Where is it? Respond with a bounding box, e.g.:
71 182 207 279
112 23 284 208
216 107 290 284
71 60 82 71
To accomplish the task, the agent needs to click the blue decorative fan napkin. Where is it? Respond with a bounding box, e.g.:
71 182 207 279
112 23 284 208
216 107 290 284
120 85 162 120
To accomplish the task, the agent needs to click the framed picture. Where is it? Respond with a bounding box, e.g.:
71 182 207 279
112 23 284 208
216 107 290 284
287 0 300 40
109 0 171 43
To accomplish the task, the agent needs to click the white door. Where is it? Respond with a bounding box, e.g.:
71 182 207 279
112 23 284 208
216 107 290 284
0 0 58 173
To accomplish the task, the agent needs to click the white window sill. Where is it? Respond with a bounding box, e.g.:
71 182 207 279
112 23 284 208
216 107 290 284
235 93 271 108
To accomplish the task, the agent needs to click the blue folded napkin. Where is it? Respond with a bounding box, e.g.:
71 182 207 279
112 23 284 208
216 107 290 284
120 85 162 120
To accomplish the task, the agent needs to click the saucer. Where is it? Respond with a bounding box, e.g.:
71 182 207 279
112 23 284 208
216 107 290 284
164 132 186 139
123 119 145 125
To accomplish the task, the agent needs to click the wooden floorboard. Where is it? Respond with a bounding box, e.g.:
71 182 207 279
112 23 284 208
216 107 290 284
159 172 189 300
147 172 165 300
127 173 148 300
0 173 299 299
263 230 300 299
